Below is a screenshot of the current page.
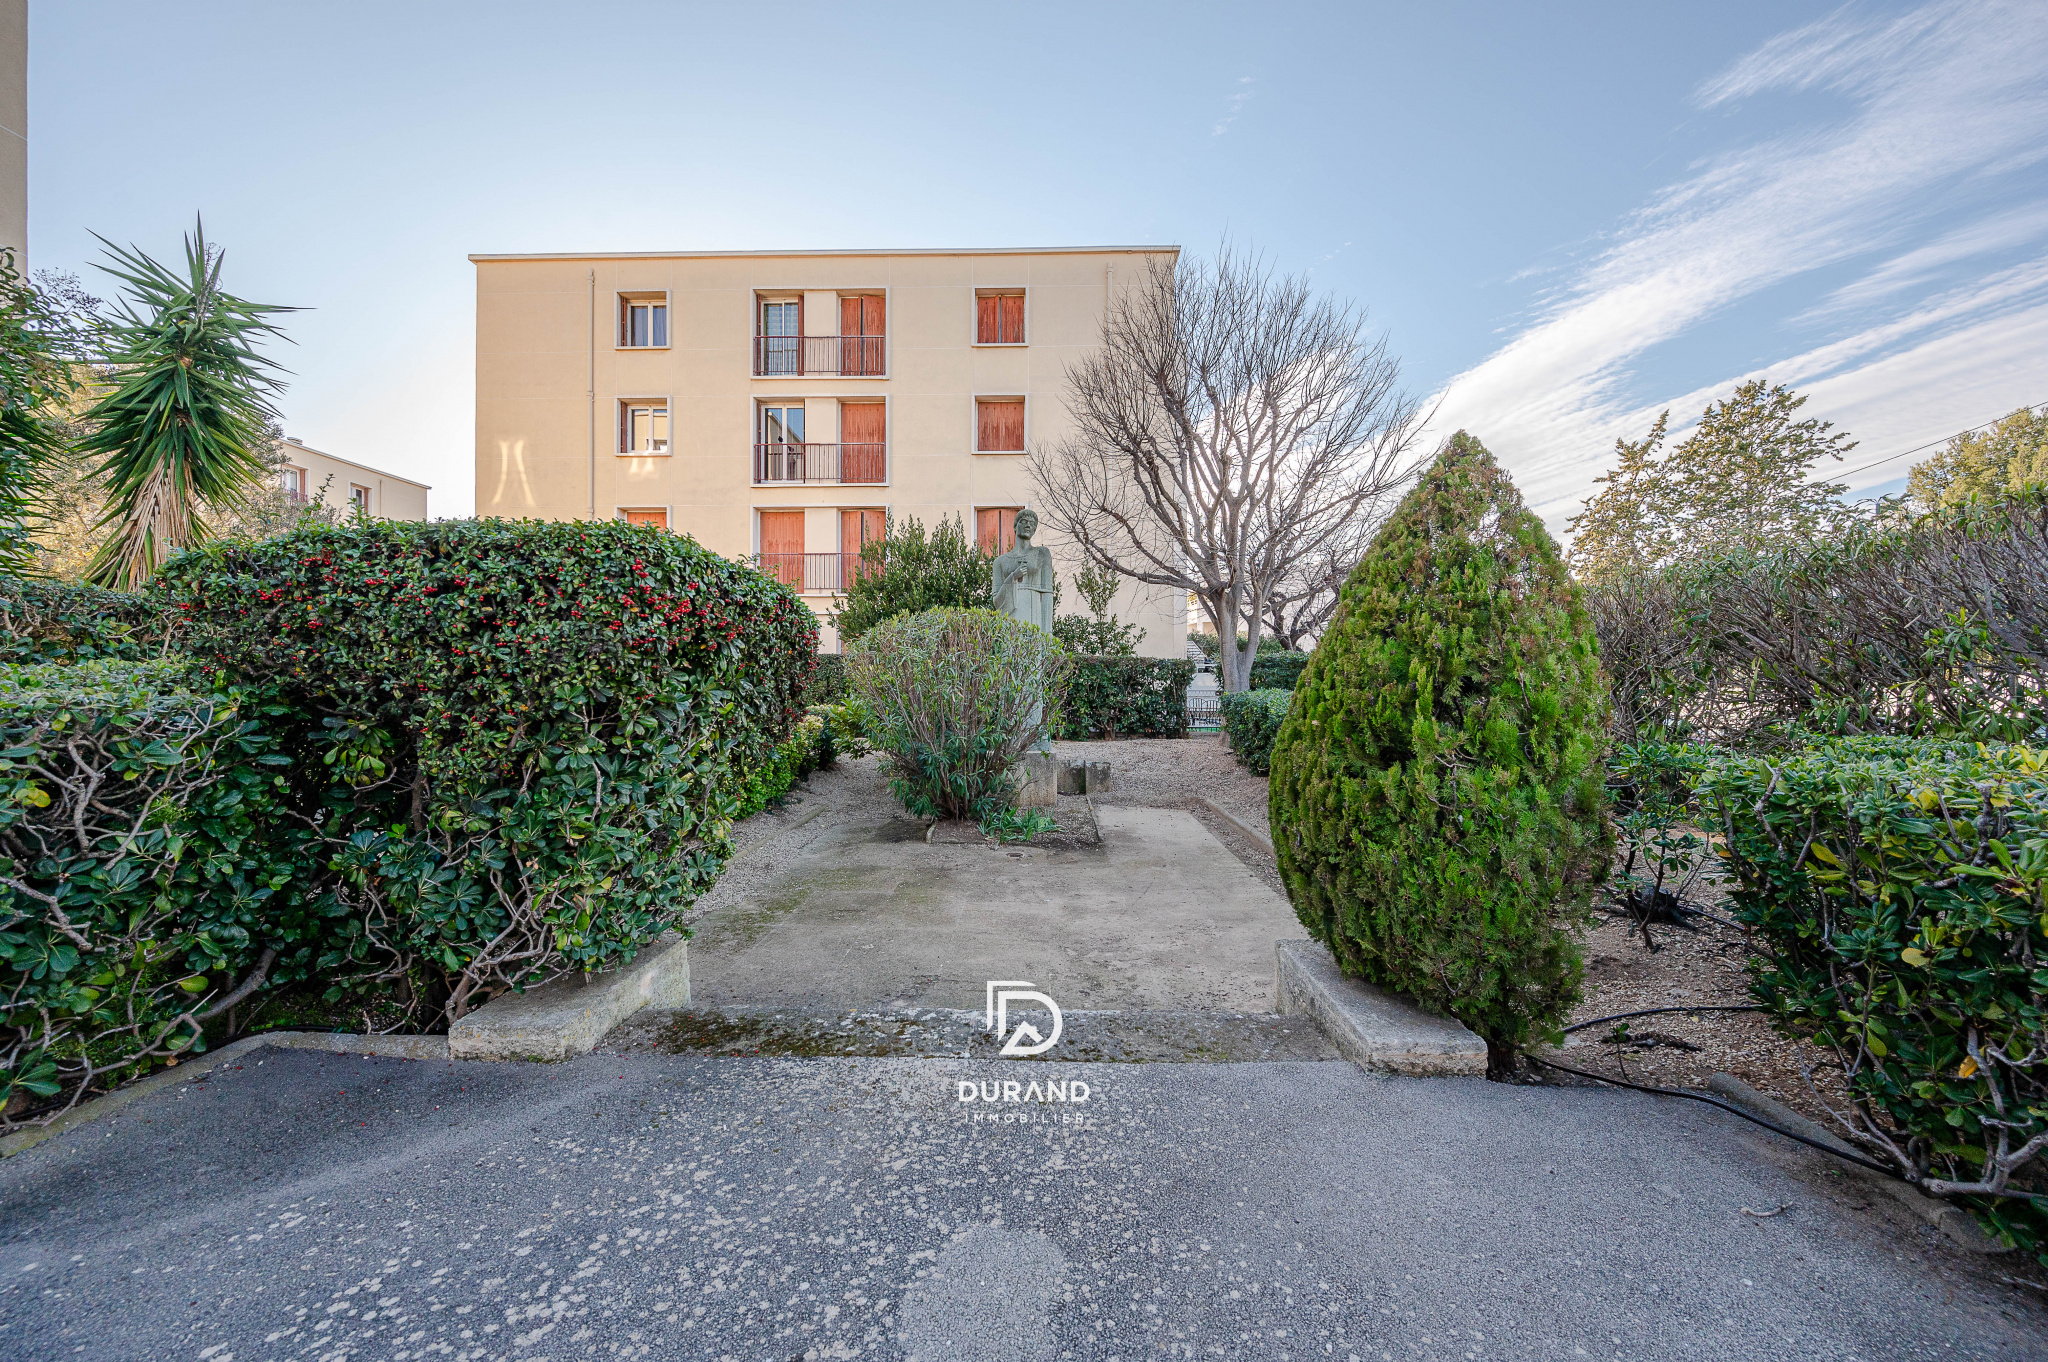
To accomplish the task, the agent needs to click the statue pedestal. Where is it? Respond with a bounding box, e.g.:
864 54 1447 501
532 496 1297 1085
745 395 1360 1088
1015 753 1060 809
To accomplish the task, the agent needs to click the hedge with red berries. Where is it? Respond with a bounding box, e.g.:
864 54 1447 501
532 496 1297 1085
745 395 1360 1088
155 517 815 1026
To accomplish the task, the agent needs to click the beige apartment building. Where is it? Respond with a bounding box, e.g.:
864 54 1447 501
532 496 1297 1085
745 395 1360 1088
469 245 1184 654
279 437 431 520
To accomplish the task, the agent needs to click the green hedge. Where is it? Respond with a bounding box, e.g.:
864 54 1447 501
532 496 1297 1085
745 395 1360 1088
1249 650 1311 691
0 660 318 1127
0 577 166 664
155 518 815 1026
805 652 849 705
1703 738 2047 1259
1220 689 1292 774
1057 656 1194 739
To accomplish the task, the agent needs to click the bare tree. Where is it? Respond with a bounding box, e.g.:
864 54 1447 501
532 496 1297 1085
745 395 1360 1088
1031 248 1420 692
1260 507 1385 650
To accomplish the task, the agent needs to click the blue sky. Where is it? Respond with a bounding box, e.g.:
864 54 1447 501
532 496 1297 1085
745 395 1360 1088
28 0 2048 523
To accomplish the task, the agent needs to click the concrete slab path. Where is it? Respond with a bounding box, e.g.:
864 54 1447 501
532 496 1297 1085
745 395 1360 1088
686 804 1300 1015
0 1045 2037 1360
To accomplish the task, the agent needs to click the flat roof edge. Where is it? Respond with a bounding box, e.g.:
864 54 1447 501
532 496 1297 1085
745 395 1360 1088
281 441 433 491
467 244 1181 263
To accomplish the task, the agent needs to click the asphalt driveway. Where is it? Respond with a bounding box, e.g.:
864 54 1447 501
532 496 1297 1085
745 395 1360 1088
0 1045 2038 1361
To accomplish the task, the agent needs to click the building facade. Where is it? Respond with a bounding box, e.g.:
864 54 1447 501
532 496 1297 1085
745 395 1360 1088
1 0 26 266
279 437 430 520
469 245 1184 654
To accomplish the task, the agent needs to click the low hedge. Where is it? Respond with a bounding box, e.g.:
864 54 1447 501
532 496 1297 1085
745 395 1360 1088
1249 650 1311 691
0 660 319 1127
155 518 815 1027
1220 689 1292 774
1056 656 1194 739
0 577 166 664
1703 738 2047 1259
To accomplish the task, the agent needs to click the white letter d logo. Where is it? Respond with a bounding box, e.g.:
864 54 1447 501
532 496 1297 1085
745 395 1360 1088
986 980 1063 1057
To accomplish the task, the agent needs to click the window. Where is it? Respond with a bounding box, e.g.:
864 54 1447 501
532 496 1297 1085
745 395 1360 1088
838 295 884 376
621 402 670 454
976 398 1025 453
759 509 806 591
976 291 1025 345
349 485 371 514
281 466 306 502
619 294 668 348
759 298 801 375
620 508 668 529
976 507 1021 555
759 404 805 447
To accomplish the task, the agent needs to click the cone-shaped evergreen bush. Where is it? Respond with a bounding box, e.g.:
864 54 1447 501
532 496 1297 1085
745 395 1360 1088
1269 433 1611 1073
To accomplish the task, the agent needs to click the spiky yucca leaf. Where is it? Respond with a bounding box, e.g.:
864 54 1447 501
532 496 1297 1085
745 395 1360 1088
81 220 294 589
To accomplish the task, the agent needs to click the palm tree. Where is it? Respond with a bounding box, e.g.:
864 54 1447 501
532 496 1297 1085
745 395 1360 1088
80 220 294 589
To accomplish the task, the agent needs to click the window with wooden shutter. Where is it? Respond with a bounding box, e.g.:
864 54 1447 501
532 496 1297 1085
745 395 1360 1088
977 399 1025 453
976 507 1019 556
977 291 1025 344
759 510 805 591
839 294 884 375
839 402 886 483
621 508 668 529
840 507 885 588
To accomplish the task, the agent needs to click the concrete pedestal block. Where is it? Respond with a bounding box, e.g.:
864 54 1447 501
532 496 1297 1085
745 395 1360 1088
1057 761 1086 795
1275 939 1486 1076
1016 753 1060 808
449 932 691 1062
1084 759 1112 794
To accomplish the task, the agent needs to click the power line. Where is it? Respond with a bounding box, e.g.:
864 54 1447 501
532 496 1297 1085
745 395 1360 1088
1833 396 2048 484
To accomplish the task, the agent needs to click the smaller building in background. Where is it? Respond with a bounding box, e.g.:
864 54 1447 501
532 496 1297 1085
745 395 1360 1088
279 437 430 520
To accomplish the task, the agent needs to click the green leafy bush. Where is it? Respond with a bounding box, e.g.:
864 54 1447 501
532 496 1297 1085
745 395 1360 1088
811 698 872 761
155 517 815 1026
736 713 829 817
1220 689 1292 774
833 514 993 644
0 660 316 1128
1702 738 2047 1259
1249 650 1311 691
0 578 166 664
1057 657 1194 739
847 607 1067 821
805 652 849 704
1268 434 1612 1072
1053 614 1142 657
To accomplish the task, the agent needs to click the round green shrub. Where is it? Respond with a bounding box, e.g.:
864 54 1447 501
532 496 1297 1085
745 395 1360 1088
1268 433 1611 1072
153 517 816 1026
847 607 1067 821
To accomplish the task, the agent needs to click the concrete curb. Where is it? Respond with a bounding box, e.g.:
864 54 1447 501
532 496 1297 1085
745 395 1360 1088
1704 1072 2009 1254
0 1029 451 1159
1275 939 1488 1077
448 932 690 1062
1194 796 1274 858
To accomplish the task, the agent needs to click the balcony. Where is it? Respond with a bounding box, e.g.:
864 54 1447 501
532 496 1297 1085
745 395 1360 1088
753 442 886 485
759 551 876 595
752 335 885 378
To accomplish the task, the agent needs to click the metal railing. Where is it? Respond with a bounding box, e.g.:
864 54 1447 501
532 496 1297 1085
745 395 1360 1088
752 335 886 377
753 442 886 485
758 551 880 595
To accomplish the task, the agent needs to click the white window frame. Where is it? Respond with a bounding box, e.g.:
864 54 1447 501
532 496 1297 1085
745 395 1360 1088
618 292 670 349
349 484 372 514
618 398 672 455
972 288 1028 347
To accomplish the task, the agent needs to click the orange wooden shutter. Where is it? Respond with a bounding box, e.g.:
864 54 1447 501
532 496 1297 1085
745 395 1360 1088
862 294 884 337
999 293 1024 343
760 510 804 590
977 295 998 344
841 507 885 588
839 402 886 483
977 507 1017 555
840 295 863 336
623 509 667 529
978 399 1024 452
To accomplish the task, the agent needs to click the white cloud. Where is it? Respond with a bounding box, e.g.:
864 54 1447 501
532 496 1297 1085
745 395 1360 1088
1213 76 1254 136
1416 0 2048 526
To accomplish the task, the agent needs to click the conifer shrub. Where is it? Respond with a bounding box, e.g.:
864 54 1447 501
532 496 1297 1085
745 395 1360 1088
154 518 815 1025
1268 433 1612 1072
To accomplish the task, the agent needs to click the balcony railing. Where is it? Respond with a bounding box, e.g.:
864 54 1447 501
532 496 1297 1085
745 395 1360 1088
759 551 877 595
753 442 886 485
752 335 885 377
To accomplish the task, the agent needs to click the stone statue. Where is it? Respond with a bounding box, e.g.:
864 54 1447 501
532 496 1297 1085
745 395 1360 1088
991 507 1058 758
991 508 1056 634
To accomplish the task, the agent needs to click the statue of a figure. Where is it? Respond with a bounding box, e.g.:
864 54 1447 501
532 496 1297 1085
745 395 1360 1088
991 508 1057 754
991 508 1056 634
